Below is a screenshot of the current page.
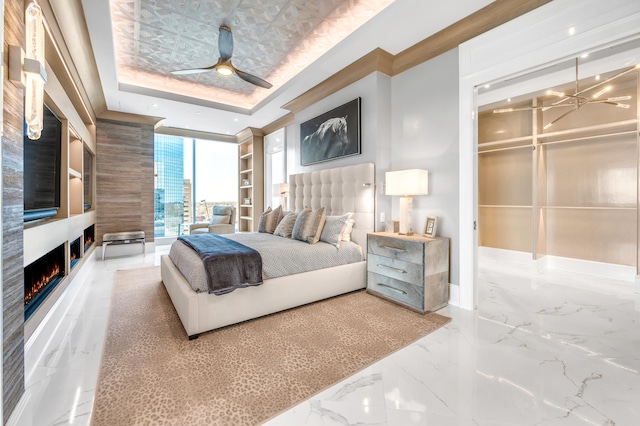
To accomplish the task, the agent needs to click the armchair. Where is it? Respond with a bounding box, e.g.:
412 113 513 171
188 205 236 235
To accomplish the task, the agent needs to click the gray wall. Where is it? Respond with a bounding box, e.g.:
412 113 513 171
391 49 460 285
284 50 460 284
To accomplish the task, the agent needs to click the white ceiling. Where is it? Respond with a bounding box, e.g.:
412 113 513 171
81 0 495 136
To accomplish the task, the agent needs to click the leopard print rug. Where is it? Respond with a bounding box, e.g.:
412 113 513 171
91 266 450 425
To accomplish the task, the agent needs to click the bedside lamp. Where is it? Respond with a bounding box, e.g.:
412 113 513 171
272 183 289 211
385 169 429 235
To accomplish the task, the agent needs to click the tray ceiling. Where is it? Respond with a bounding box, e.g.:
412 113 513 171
111 0 394 110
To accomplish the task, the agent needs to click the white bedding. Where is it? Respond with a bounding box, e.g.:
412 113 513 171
169 232 364 293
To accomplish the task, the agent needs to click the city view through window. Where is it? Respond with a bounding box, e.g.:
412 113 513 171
154 135 238 237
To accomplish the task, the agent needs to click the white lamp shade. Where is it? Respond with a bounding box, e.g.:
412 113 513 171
272 183 289 195
385 169 429 196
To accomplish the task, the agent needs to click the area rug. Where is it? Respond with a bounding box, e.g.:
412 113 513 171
91 266 450 426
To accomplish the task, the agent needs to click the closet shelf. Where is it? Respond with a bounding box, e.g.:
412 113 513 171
240 152 253 159
479 205 532 209
240 168 253 174
539 206 637 211
537 119 637 143
69 168 82 179
240 216 253 221
478 135 533 148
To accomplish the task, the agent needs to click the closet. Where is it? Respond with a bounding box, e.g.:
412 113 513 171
478 60 638 269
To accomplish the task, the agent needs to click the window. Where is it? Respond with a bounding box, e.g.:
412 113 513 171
264 128 286 210
154 135 238 238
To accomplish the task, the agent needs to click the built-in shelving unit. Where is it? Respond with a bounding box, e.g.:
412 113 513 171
478 67 638 268
237 128 264 232
23 99 97 339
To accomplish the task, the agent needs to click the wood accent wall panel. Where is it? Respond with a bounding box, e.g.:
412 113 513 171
3 0 26 422
96 120 154 245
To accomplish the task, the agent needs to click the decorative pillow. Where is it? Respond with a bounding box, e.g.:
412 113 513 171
320 212 353 247
340 218 356 242
209 215 230 225
258 206 283 234
212 205 233 216
273 212 297 238
292 207 325 244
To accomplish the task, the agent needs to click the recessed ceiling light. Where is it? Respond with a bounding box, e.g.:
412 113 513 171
581 53 589 58
151 103 158 108
195 111 201 115
484 84 491 89
568 27 576 36
233 118 239 122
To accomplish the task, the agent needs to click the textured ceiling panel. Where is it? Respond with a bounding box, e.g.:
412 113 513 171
111 0 395 109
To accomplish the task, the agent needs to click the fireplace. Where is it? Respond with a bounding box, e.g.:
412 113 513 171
70 237 81 269
24 244 65 321
84 224 95 252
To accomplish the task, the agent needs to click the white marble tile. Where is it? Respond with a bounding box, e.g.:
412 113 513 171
9 246 640 425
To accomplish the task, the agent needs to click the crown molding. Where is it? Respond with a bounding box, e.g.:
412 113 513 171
155 126 237 143
282 0 553 114
235 127 264 143
98 110 165 127
261 112 295 135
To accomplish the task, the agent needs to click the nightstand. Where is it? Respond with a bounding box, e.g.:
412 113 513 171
367 232 449 313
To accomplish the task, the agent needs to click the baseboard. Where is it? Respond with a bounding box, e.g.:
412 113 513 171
448 283 460 307
478 247 636 283
545 255 635 283
478 246 532 264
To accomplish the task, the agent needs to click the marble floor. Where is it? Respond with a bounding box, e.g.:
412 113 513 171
8 247 640 425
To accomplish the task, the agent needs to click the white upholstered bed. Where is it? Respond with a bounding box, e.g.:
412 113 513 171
160 162 375 338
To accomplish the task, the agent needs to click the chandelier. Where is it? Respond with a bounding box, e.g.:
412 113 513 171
493 58 640 130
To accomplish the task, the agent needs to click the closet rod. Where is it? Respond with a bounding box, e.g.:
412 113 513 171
539 130 638 147
478 144 532 154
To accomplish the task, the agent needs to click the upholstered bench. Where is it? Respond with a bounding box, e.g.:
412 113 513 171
102 231 145 260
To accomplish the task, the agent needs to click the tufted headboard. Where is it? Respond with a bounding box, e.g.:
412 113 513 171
289 163 375 252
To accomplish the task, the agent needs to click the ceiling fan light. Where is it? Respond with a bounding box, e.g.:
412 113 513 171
216 64 233 76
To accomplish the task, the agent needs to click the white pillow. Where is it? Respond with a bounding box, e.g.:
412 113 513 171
340 218 355 242
320 212 353 247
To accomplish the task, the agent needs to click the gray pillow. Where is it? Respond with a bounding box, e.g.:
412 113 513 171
292 207 325 244
258 206 283 234
273 212 297 238
320 212 353 247
209 215 230 225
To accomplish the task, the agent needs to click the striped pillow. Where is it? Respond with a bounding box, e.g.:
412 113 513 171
320 212 353 247
273 212 297 238
258 206 283 234
292 207 325 244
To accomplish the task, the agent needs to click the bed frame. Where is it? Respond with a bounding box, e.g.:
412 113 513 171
161 162 375 338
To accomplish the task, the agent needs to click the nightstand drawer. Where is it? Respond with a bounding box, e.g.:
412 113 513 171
367 253 424 286
368 235 423 264
367 272 424 310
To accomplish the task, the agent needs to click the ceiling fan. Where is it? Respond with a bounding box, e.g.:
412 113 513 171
170 25 273 89
493 58 639 129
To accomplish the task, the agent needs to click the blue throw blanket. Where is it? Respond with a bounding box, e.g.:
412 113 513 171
178 234 263 295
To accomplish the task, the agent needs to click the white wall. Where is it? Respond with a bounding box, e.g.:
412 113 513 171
390 49 460 286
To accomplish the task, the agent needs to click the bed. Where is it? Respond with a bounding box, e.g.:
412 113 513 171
160 162 375 338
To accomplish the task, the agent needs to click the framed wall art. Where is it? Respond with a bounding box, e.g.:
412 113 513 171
300 98 361 166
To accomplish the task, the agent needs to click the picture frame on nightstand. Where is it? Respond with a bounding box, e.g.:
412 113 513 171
424 216 438 238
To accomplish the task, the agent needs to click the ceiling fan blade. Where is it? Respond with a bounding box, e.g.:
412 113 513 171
219 25 233 60
234 68 273 89
170 64 215 75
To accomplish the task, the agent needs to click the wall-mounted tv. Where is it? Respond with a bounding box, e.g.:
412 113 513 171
23 105 62 222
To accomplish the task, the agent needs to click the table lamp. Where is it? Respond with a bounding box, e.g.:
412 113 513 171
385 169 429 235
